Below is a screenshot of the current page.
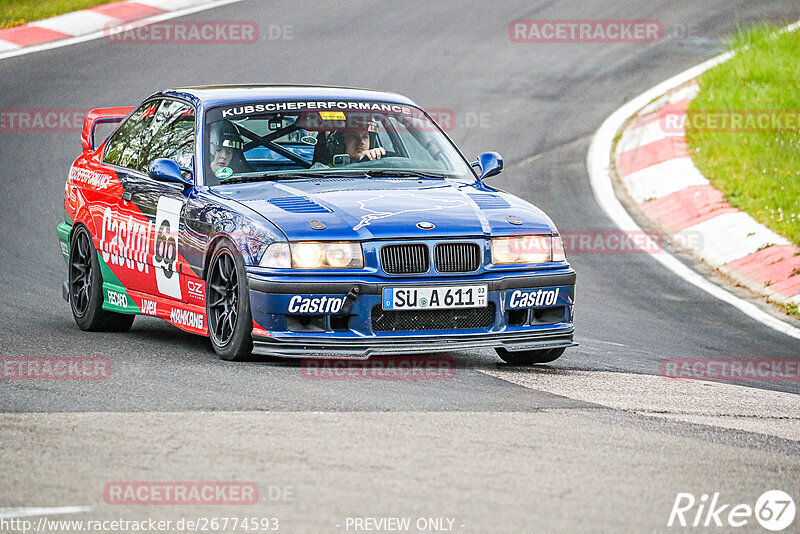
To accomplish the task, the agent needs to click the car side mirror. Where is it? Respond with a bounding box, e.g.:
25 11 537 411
148 158 193 188
475 152 503 181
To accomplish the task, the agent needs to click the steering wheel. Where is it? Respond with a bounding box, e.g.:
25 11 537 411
362 150 400 161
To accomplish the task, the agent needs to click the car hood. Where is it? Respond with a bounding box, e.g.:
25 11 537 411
214 177 556 241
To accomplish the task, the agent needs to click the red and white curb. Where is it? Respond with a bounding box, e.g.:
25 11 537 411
615 82 800 309
0 0 242 60
588 19 800 340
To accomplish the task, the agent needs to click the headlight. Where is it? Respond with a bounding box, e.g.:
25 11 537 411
552 235 567 262
292 242 323 268
260 242 291 268
260 242 363 269
491 235 566 264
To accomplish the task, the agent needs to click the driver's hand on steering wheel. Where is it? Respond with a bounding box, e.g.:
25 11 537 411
361 147 386 161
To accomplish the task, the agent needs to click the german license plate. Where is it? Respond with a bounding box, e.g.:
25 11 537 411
382 285 488 310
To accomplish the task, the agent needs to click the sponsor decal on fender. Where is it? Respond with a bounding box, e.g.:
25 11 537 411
100 207 152 273
106 289 128 307
287 295 346 314
169 308 204 330
140 299 157 316
507 288 561 309
187 280 205 301
69 167 113 189
154 197 183 299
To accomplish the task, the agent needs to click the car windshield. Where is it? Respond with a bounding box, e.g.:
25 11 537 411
203 100 474 185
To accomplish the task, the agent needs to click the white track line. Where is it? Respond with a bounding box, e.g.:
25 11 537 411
0 0 244 61
586 21 800 340
0 506 92 519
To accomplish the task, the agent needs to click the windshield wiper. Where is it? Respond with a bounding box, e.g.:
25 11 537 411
221 171 332 184
361 169 448 179
260 171 338 180
220 169 449 185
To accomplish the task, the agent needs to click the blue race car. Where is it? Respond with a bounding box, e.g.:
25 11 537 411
58 85 576 364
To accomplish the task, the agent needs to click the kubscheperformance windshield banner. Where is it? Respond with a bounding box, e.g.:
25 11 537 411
213 101 416 120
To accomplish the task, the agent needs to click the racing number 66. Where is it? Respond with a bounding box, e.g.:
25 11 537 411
154 196 183 299
154 220 177 278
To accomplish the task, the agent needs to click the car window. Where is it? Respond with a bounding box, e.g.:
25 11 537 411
389 115 438 163
203 102 473 183
103 100 161 171
141 100 196 172
372 119 396 153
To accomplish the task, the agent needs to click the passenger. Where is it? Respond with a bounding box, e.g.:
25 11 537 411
208 121 246 174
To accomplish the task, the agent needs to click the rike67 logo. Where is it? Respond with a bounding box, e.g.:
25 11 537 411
668 490 795 531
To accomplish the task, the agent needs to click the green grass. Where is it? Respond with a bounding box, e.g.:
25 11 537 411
0 0 112 29
686 23 800 247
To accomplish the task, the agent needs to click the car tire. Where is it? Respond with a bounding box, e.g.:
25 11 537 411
495 347 565 365
206 241 253 361
69 225 135 332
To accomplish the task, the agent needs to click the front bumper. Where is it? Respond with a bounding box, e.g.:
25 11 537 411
246 268 576 359
252 331 575 358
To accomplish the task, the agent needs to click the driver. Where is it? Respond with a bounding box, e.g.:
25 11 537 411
310 114 386 168
338 116 384 162
209 121 246 174
334 115 386 163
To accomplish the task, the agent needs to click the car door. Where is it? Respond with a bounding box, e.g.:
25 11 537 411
98 100 162 307
117 99 196 305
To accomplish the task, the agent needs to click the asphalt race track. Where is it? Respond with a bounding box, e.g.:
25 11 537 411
1 1 799 532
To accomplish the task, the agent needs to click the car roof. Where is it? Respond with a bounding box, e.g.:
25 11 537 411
157 84 418 108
